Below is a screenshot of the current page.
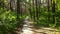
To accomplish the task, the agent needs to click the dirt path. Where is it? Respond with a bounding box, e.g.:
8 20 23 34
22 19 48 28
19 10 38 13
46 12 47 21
15 24 60 34
7 17 60 34
14 18 60 34
19 24 60 34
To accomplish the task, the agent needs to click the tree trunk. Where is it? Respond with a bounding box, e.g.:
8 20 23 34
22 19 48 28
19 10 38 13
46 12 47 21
52 1 55 24
47 0 50 23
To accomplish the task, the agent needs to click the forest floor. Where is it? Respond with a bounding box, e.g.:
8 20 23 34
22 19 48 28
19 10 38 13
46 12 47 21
22 26 60 34
15 20 60 34
15 24 60 34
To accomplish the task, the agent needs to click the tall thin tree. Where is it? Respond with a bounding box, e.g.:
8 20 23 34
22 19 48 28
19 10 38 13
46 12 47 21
16 0 21 30
52 1 55 24
35 0 39 23
47 0 50 23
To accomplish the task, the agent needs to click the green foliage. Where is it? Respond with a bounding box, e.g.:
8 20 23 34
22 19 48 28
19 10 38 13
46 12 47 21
0 6 27 34
0 7 17 34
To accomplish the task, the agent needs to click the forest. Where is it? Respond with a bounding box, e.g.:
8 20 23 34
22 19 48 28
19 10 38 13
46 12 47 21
0 0 60 34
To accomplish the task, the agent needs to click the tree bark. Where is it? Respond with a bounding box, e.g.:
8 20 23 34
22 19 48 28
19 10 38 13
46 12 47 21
52 1 55 24
47 0 50 23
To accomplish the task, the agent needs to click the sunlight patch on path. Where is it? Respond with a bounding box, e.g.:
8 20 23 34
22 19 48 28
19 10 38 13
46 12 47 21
20 16 34 34
21 28 33 34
